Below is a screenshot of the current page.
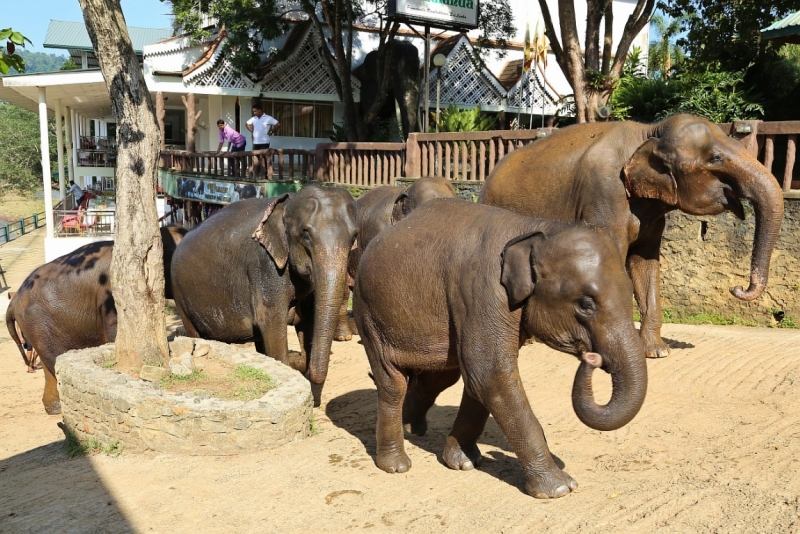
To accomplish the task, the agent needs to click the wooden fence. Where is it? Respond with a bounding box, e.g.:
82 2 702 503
160 149 315 181
158 121 800 193
314 143 406 187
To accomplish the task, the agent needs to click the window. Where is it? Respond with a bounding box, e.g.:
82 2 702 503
260 99 334 138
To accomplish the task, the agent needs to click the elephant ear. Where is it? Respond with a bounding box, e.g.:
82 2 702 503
623 137 678 205
391 191 410 224
252 193 292 269
501 232 545 308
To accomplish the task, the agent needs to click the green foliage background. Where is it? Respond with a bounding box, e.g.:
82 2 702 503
0 102 58 194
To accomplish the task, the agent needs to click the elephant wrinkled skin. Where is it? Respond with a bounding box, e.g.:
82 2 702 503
5 226 187 414
334 177 456 341
354 199 647 499
171 185 357 406
479 114 784 358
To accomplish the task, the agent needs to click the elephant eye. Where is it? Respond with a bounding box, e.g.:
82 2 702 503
709 153 723 164
576 296 597 315
301 229 311 242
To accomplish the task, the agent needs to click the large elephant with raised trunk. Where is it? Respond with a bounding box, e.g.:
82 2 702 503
334 177 456 341
170 185 357 406
479 114 784 358
5 226 188 414
354 199 647 499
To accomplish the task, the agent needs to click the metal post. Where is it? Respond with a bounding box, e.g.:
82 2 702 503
37 87 55 238
423 25 431 134
436 70 441 133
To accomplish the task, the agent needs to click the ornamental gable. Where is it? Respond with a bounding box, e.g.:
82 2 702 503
507 67 558 111
259 28 343 95
429 36 505 108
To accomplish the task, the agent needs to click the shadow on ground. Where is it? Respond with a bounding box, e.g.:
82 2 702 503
0 437 133 533
326 388 567 496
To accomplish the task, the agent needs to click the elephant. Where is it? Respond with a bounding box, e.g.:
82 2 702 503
334 177 457 341
5 226 188 414
353 198 648 499
479 114 784 358
170 185 357 406
355 40 420 140
235 184 257 200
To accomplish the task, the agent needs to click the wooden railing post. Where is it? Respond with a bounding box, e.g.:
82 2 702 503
405 134 421 177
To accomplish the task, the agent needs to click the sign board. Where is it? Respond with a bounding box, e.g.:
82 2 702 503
388 0 479 30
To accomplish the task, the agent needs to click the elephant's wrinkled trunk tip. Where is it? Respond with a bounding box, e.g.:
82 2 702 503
730 267 766 301
571 350 647 432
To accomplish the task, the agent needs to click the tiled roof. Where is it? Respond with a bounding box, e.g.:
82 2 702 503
761 10 800 43
497 59 524 90
43 20 173 53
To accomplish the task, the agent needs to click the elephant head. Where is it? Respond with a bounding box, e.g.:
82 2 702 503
391 177 456 223
501 227 647 431
624 114 784 301
253 185 357 386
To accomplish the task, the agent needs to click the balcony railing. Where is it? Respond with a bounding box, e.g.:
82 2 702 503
160 149 315 181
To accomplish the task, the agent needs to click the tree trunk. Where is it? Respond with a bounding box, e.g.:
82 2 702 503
79 0 169 371
182 93 202 153
156 91 166 150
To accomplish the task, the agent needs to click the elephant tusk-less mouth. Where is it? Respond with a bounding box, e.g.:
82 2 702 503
581 351 603 369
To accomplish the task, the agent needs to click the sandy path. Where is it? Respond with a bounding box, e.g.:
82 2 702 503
1 322 799 533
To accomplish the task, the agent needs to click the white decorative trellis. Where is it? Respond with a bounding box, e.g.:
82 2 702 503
190 57 255 90
507 69 558 111
260 29 347 95
429 37 505 108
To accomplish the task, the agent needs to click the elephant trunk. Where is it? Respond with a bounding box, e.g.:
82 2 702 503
306 249 350 388
571 330 648 431
727 155 784 301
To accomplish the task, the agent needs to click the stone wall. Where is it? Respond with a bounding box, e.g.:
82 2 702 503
56 338 313 455
660 197 800 326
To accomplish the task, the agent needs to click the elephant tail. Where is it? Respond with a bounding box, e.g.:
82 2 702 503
5 301 27 364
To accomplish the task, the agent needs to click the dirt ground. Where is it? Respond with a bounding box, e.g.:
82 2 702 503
1 318 800 533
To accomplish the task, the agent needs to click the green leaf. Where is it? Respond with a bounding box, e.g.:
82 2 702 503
0 60 9 75
0 29 12 41
10 32 26 45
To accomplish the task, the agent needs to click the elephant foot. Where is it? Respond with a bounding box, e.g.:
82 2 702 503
402 417 427 437
376 448 412 473
525 467 578 499
333 319 353 342
284 351 308 374
441 436 482 471
43 400 62 415
643 336 671 359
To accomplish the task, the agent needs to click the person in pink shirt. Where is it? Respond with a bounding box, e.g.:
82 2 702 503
216 120 247 176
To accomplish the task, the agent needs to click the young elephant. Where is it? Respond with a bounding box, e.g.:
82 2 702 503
171 185 357 405
354 199 648 499
5 226 187 414
334 177 456 341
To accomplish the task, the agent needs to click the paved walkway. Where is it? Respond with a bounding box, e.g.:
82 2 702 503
0 228 46 317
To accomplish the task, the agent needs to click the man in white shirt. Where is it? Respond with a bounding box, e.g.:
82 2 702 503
246 104 280 150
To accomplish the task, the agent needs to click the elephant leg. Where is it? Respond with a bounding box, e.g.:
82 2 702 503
402 368 461 436
462 347 577 499
441 388 489 470
42 363 61 415
627 222 670 358
333 286 353 342
254 303 300 369
366 342 411 473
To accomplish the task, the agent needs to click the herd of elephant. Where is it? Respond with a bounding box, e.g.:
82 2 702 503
6 114 783 499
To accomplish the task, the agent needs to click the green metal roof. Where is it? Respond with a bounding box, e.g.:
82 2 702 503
761 10 800 44
43 20 173 53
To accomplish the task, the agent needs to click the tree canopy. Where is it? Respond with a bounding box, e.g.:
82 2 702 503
0 102 58 195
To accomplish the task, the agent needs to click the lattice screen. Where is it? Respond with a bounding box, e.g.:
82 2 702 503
507 70 558 110
431 40 505 107
190 58 254 90
260 33 339 95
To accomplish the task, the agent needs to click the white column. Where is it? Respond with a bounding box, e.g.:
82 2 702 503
38 87 54 237
81 51 88 70
54 99 66 203
70 109 79 173
65 106 75 190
